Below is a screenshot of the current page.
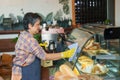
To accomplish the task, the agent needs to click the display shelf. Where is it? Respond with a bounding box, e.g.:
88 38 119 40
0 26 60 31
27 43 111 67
68 27 120 80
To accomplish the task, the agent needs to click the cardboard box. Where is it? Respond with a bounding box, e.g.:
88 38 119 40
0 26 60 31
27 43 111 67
41 60 53 67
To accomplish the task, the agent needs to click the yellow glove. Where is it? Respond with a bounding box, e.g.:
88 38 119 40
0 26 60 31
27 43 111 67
61 48 75 58
39 42 48 48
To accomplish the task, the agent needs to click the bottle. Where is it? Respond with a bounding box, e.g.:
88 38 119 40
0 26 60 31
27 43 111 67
42 22 47 29
52 19 57 26
48 40 56 53
68 19 72 27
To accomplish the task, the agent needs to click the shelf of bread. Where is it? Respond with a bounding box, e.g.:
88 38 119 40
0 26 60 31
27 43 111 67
76 56 109 75
59 28 120 79
83 38 111 57
82 38 120 61
55 29 120 80
54 64 103 80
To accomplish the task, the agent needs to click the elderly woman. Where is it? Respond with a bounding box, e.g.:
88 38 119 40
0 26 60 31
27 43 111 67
11 12 75 80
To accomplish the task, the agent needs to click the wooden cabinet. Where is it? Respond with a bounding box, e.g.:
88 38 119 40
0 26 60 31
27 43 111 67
0 39 15 52
41 67 49 80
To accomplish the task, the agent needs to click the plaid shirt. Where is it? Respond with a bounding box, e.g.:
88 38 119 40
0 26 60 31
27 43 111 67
12 31 45 80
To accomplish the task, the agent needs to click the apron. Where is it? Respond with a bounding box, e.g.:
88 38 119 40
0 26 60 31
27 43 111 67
22 57 41 80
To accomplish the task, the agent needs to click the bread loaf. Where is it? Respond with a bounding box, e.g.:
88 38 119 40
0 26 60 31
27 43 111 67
54 64 103 80
91 65 102 74
85 38 94 49
54 64 78 80
54 71 78 80
54 71 65 80
59 64 77 77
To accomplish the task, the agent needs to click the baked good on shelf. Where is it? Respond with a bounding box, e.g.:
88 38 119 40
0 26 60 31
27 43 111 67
83 48 109 55
91 65 102 74
84 38 95 49
78 56 94 65
83 38 109 55
54 64 104 80
84 38 100 50
59 64 77 77
54 71 78 80
54 64 78 80
78 74 103 80
80 63 108 75
78 56 108 75
55 71 78 80
78 56 90 60
73 67 80 76
91 64 108 74
78 56 94 73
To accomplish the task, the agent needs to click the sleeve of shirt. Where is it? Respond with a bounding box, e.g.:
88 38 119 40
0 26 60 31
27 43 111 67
29 38 46 60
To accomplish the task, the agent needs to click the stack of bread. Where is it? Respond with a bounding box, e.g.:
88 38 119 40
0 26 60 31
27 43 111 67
54 64 78 80
84 38 100 50
78 56 108 75
83 38 109 55
54 64 103 80
78 56 94 73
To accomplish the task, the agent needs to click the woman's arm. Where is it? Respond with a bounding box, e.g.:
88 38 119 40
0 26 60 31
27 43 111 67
44 53 62 60
44 48 75 60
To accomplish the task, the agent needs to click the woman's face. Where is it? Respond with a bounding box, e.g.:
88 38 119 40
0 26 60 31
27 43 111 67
29 19 41 35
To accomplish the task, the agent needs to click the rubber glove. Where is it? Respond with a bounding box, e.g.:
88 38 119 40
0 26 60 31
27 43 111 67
61 48 75 58
39 42 48 48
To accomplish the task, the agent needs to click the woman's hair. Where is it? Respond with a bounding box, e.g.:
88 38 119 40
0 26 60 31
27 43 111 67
23 12 41 31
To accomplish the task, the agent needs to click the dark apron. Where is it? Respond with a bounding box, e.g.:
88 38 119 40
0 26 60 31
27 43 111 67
22 57 41 80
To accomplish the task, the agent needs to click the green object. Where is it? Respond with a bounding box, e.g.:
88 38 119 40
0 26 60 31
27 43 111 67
12 37 18 43
59 0 69 5
54 10 63 21
45 12 53 22
63 4 70 15
33 34 41 43
104 19 111 25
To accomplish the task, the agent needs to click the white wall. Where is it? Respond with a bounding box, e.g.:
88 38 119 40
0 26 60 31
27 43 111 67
0 0 72 42
1 0 120 26
0 0 72 19
115 0 120 26
0 34 18 39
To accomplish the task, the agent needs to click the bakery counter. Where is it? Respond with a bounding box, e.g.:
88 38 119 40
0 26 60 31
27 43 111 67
63 28 120 80
44 27 120 80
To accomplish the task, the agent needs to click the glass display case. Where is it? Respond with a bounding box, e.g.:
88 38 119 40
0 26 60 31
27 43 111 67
68 27 120 80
